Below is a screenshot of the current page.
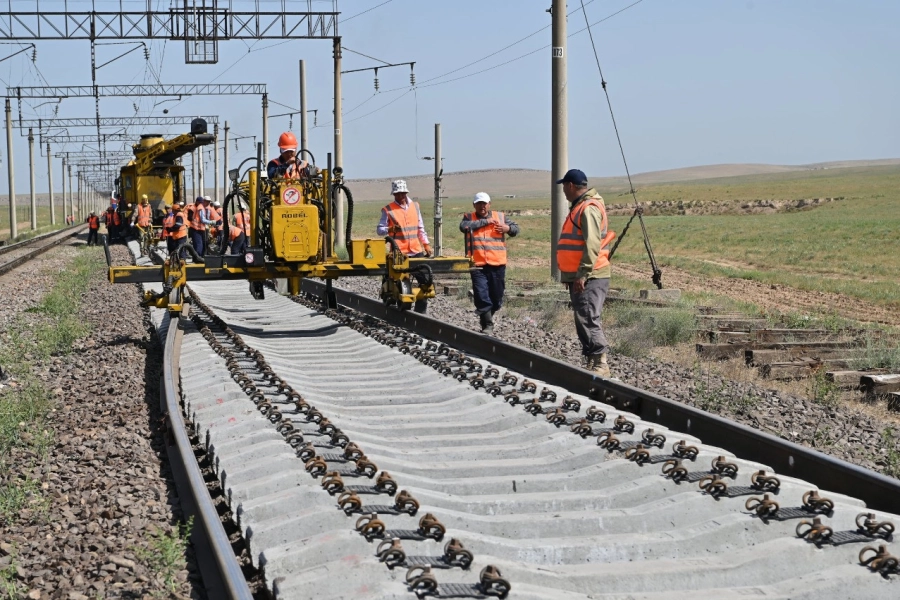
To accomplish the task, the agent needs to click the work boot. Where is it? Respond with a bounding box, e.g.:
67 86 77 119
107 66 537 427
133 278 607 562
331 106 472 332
588 354 612 378
479 311 493 334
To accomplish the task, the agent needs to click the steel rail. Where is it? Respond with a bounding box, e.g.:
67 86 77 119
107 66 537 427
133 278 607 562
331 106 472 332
302 279 900 514
161 312 253 600
0 224 83 275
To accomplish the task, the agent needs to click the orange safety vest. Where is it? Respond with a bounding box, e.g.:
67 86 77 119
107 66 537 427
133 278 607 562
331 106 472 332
465 210 507 267
107 208 121 226
383 200 424 256
268 156 301 179
161 213 174 239
208 206 221 233
135 204 152 227
190 204 206 230
234 211 251 237
87 215 100 229
556 197 616 275
228 225 244 242
170 210 188 240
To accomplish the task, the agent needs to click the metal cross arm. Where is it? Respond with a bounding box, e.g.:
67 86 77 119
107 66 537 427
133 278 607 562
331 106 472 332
9 84 265 98
0 9 338 41
42 133 133 144
16 115 219 130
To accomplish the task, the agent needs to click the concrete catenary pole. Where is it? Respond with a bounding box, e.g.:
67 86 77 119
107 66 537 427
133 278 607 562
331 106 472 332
61 157 66 223
47 143 55 225
5 98 17 240
333 37 345 247
213 123 219 203
197 146 205 198
299 59 309 152
262 93 269 172
433 123 443 257
191 150 197 200
550 0 568 280
28 128 37 230
76 172 81 219
67 161 73 224
223 121 229 197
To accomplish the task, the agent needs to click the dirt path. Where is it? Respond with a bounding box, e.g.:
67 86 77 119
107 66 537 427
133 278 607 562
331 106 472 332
615 262 900 327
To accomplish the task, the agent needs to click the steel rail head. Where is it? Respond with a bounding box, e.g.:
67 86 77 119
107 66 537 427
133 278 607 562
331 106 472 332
161 314 252 599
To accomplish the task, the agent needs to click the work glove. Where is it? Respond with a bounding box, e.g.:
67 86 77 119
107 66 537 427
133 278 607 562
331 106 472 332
423 244 433 257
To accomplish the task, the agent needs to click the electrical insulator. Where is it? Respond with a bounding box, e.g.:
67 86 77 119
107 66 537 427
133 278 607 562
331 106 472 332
143 46 150 60
313 111 318 127
374 77 379 92
410 72 416 87
289 115 293 129
133 102 139 113
235 139 239 151
31 48 36 62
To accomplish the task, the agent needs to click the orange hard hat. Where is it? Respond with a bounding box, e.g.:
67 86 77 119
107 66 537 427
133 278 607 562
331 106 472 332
278 131 298 151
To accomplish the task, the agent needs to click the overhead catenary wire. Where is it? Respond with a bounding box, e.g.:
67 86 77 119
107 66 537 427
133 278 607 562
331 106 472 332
577 0 662 289
376 0 645 95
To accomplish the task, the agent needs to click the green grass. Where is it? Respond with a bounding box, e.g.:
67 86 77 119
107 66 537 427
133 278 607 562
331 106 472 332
606 303 696 358
0 246 102 525
0 476 48 526
135 517 193 595
347 165 900 311
1 560 22 600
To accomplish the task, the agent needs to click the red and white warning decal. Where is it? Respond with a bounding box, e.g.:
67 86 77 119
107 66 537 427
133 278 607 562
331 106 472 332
282 186 301 206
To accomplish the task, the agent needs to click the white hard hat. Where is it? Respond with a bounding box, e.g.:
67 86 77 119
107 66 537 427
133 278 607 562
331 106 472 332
202 195 211 202
391 180 408 195
473 192 491 204
213 200 221 207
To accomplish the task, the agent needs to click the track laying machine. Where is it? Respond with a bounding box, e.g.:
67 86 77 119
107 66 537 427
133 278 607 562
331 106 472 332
107 133 473 312
114 118 216 227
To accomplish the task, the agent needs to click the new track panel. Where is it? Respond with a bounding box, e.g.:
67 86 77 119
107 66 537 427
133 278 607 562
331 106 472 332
149 277 900 599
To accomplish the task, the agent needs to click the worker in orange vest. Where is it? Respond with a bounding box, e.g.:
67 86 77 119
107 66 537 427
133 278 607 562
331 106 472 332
105 202 122 243
267 131 308 179
85 211 100 246
234 202 251 239
460 192 519 334
556 169 617 378
231 202 251 255
188 196 209 256
376 180 433 313
165 202 189 259
132 194 153 232
209 199 224 251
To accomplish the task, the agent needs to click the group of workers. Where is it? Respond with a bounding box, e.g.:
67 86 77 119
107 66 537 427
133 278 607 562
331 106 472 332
85 193 252 259
380 167 613 378
159 196 251 259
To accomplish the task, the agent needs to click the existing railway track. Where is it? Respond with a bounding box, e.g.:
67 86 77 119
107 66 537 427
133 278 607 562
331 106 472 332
133 242 900 599
0 224 83 276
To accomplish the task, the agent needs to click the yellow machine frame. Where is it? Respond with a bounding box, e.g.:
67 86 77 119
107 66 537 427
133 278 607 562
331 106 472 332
108 150 472 312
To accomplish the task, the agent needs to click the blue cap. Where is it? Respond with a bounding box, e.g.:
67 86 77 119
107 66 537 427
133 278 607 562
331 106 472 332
555 168 588 186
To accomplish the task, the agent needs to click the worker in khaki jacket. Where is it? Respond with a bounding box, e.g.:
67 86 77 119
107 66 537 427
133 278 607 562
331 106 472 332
556 169 616 377
459 192 519 333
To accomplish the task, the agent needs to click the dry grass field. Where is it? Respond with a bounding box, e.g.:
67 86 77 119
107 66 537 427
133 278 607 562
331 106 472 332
348 162 900 327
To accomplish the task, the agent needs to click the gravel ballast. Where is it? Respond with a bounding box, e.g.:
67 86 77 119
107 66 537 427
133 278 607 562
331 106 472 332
0 240 197 599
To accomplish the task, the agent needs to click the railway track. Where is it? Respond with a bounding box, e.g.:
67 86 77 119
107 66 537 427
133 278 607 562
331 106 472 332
134 242 900 599
0 224 83 276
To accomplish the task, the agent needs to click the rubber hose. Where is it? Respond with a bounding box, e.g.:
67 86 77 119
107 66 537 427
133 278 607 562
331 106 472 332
332 183 354 252
184 242 205 264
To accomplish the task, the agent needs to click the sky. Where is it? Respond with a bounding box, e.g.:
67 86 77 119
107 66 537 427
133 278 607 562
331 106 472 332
0 0 898 195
